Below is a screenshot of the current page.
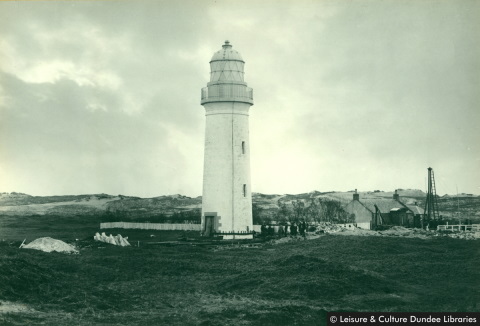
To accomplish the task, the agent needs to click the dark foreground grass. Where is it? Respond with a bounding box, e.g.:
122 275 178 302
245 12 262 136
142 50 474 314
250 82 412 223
0 235 479 325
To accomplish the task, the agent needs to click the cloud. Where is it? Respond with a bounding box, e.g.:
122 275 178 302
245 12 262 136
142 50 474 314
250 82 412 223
0 0 479 196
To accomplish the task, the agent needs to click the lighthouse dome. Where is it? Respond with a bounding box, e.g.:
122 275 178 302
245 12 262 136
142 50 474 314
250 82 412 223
201 41 253 105
210 40 244 63
209 40 245 83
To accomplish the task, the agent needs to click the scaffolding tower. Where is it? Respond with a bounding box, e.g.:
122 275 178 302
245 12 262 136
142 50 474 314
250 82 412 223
423 167 439 225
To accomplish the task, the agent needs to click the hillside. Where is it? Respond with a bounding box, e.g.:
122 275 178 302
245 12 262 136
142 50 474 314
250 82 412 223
1 190 479 221
0 192 202 218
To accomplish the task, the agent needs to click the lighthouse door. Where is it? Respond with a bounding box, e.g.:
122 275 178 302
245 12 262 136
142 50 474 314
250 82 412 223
204 216 215 237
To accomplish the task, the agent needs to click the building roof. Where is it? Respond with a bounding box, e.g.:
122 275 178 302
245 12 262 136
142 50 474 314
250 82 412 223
354 200 374 214
390 207 408 212
359 199 412 214
210 40 244 63
209 41 246 83
405 204 424 215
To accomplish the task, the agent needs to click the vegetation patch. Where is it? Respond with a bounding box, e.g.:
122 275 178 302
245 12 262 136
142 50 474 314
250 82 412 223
0 229 478 325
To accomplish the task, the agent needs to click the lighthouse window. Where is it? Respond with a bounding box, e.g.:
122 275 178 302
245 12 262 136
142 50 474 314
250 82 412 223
243 184 247 197
242 141 245 154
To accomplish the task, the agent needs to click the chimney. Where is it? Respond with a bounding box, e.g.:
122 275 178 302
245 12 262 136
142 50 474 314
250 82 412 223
393 189 399 200
353 189 359 201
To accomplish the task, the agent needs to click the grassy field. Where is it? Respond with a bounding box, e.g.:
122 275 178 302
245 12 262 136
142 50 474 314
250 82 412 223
0 220 479 325
0 214 103 243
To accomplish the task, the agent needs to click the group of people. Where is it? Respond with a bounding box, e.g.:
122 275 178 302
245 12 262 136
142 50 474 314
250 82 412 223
260 221 309 238
260 224 275 236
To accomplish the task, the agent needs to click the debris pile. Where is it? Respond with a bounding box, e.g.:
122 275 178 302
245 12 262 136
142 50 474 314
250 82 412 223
439 230 480 240
314 222 349 234
320 224 478 240
266 224 479 246
328 225 433 238
94 232 131 246
377 226 429 238
343 228 380 237
21 237 79 254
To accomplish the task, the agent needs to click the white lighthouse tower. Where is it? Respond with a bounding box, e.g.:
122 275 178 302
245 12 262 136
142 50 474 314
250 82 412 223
200 40 254 240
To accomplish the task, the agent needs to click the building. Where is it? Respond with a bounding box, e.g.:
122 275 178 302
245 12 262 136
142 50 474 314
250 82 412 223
404 202 425 228
343 190 375 229
344 190 421 229
200 41 254 239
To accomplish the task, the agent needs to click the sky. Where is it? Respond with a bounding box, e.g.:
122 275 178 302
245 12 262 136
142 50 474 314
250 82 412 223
0 0 479 197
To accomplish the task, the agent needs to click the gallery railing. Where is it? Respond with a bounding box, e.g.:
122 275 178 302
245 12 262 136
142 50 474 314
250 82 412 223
201 83 253 105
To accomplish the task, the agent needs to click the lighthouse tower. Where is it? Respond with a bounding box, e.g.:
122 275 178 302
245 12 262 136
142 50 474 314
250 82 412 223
200 41 254 240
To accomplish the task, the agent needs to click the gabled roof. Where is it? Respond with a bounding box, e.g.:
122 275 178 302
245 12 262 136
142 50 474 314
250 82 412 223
359 199 412 214
390 207 408 212
345 199 375 213
355 200 374 214
405 204 424 215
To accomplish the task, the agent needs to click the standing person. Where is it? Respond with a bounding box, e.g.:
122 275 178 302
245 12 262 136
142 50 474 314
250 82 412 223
299 221 305 238
261 223 267 237
284 223 289 237
278 225 284 237
302 221 308 238
267 225 274 236
291 223 298 236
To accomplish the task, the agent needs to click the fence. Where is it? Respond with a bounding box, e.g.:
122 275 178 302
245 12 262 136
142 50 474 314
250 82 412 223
437 224 480 232
100 222 375 233
100 222 201 231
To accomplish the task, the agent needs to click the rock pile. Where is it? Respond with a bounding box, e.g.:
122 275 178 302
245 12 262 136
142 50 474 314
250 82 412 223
94 232 131 246
314 222 349 234
316 224 478 240
21 237 79 254
438 230 480 240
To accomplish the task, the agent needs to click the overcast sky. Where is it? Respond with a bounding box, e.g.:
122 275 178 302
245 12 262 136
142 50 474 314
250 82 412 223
1 0 479 197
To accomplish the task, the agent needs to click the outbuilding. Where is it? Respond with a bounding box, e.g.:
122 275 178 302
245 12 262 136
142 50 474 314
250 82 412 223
344 190 416 229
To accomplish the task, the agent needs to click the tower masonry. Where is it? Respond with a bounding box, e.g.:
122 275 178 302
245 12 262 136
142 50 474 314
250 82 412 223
200 41 254 240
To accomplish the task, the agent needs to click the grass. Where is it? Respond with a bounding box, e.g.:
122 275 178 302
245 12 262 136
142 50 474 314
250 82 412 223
0 221 479 325
0 214 101 243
